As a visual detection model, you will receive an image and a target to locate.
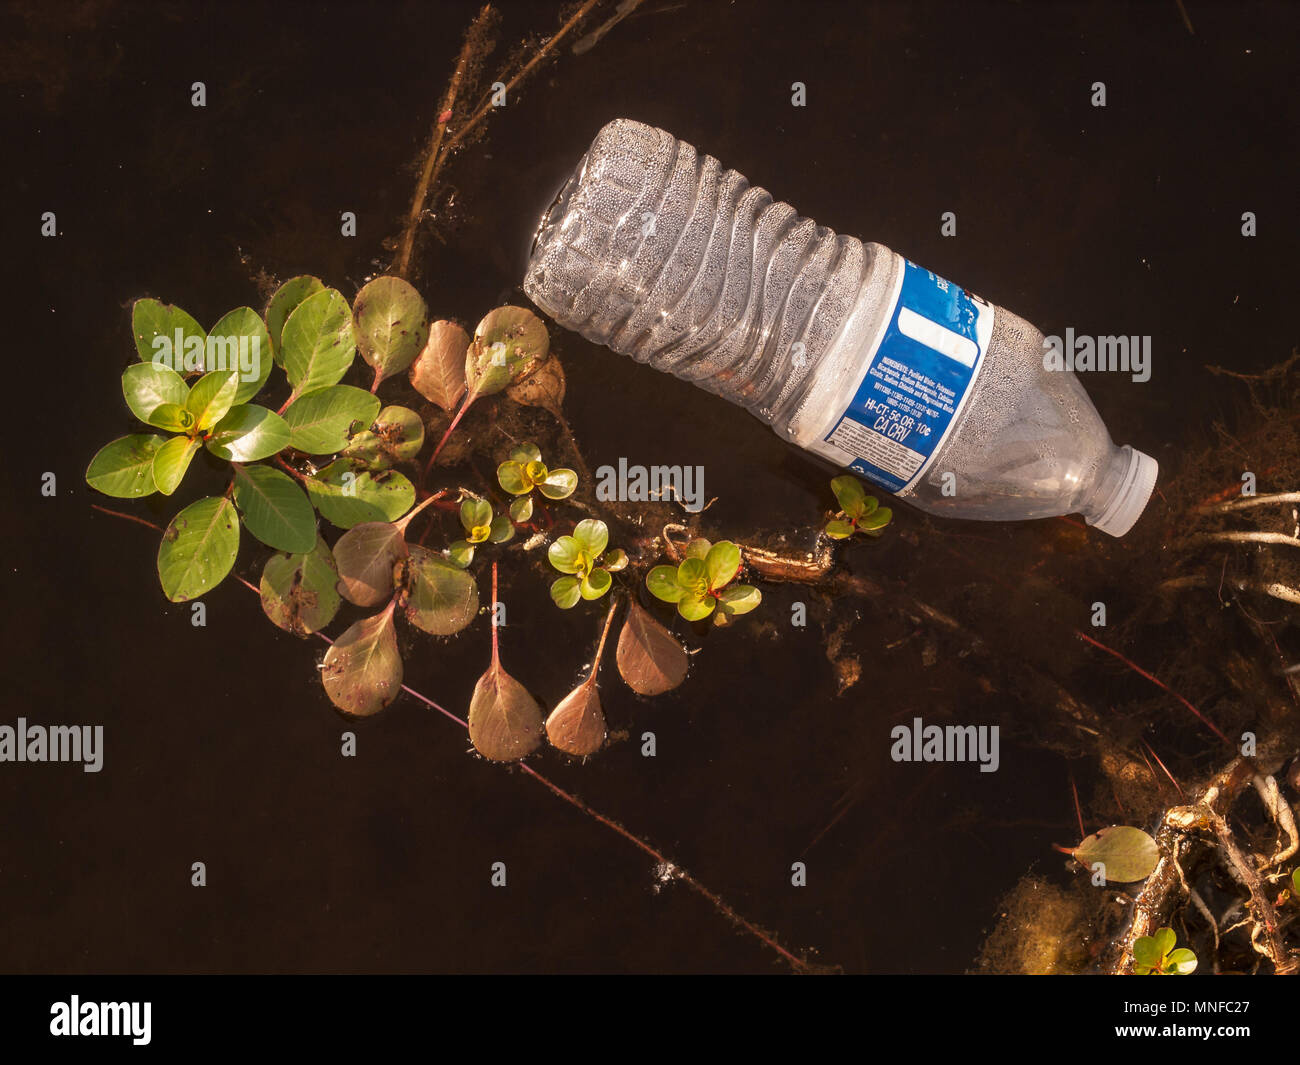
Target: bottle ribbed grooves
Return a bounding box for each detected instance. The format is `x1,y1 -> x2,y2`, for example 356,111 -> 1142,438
523,118 -> 866,424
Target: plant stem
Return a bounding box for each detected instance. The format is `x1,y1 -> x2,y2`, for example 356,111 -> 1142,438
490,560 -> 500,667
424,392 -> 475,478
394,489 -> 448,535
584,594 -> 620,690
1207,491 -> 1300,513
90,504 -> 162,532
370,365 -> 385,394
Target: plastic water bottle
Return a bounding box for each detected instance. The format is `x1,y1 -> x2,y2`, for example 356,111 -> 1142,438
522,118 -> 1157,537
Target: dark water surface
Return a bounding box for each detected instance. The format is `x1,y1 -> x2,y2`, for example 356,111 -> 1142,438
4,0 -> 1298,972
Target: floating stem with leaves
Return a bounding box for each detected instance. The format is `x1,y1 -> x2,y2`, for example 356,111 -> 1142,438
548,518 -> 627,608
646,539 -> 761,625
825,475 -> 892,540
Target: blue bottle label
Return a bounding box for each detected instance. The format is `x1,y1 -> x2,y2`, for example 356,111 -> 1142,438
824,259 -> 994,495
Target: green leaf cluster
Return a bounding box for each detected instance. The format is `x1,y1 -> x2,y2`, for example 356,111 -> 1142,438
547,519 -> 627,608
825,475 -> 892,540
646,539 -> 759,624
1133,927 -> 1197,975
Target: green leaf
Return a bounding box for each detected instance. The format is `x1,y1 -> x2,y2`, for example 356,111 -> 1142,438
265,275 -> 325,366
617,600 -> 688,695
509,443 -> 542,464
537,468 -> 578,500
205,405 -> 291,462
465,306 -> 550,399
704,541 -> 741,590
509,496 -> 533,523
717,583 -> 761,617
132,298 -> 205,369
580,567 -> 612,600
185,370 -> 239,431
603,548 -> 627,572
447,540 -> 475,568
1293,867 -> 1300,895
283,385 -> 381,455
1073,826 -> 1160,883
353,275 -> 429,383
333,521 -> 407,607
402,545 -> 479,635
571,518 -> 608,558
1165,948 -> 1197,975
321,607 -> 402,717
831,474 -> 867,518
468,658 -> 544,762
144,402 -> 196,433
858,507 -> 893,533
825,519 -> 855,540
231,464 -> 316,553
548,536 -> 582,575
677,593 -> 715,622
208,307 -> 272,404
122,362 -> 190,424
304,461 -> 415,529
259,534 -> 340,635
151,435 -> 201,496
684,538 -> 712,561
343,405 -> 424,468
550,575 -> 581,609
156,496 -> 240,602
647,565 -> 685,603
497,460 -> 530,495
86,434 -> 166,498
1132,935 -> 1164,972
281,288 -> 356,396
460,499 -> 493,535
488,515 -> 515,544
676,556 -> 708,594
1152,927 -> 1177,958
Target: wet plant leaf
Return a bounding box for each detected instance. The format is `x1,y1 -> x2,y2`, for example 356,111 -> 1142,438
447,540 -> 474,568
506,354 -> 566,415
676,592 -> 715,622
259,534 -> 340,635
157,496 -> 240,602
208,306 -> 272,404
465,306 -> 550,399
305,461 -> 414,529
546,681 -> 605,757
831,474 -> 867,518
646,565 -> 684,603
603,548 -> 628,572
1072,825 -> 1159,883
858,507 -> 892,533
684,538 -> 712,561
132,298 -> 205,367
86,433 -> 166,498
572,518 -> 608,557
825,519 -> 855,540
231,463 -> 316,553
402,544 -> 479,635
460,499 -> 493,543
283,385 -> 380,455
151,434 -> 201,496
186,369 -> 240,431
488,515 -> 514,544
509,496 -> 533,523
334,521 -> 407,607
716,583 -> 761,617
497,461 -> 530,495
617,600 -> 688,695
676,556 -> 708,595
205,404 -> 291,462
548,536 -> 582,575
353,275 -> 428,384
145,402 -> 196,434
704,541 -> 741,589
266,275 -> 326,366
581,567 -> 612,600
537,468 -> 578,500
1165,948 -> 1198,975
122,362 -> 190,424
343,405 -> 424,468
281,288 -> 356,396
551,576 -> 581,609
321,605 -> 402,717
409,319 -> 469,412
468,659 -> 544,762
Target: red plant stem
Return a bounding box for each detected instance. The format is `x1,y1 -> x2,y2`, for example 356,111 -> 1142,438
370,365 -> 385,394
424,393 -> 474,479
395,489 -> 448,535
1069,770 -> 1085,840
584,595 -> 620,690
1074,630 -> 1231,745
95,503 -> 815,973
91,504 -> 162,532
274,455 -> 312,485
490,560 -> 500,666
1142,740 -> 1185,800
276,392 -> 296,416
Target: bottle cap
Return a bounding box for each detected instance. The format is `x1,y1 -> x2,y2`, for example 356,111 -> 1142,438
1091,446 -> 1158,537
